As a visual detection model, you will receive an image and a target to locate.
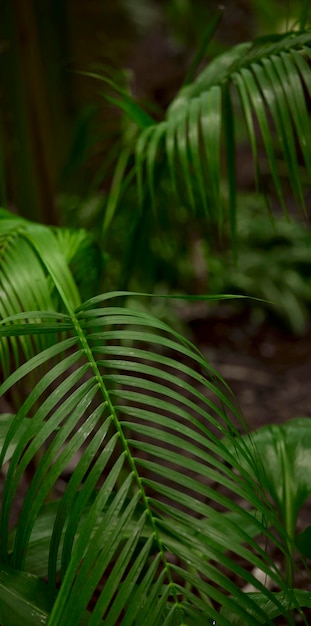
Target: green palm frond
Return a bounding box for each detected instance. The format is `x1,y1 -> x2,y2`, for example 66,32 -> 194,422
0,293 -> 301,625
0,209 -> 100,375
135,30 -> 311,227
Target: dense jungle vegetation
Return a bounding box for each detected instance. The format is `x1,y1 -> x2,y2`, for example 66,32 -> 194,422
1,2 -> 311,624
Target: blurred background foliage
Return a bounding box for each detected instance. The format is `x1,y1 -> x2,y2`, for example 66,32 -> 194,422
1,0 -> 311,332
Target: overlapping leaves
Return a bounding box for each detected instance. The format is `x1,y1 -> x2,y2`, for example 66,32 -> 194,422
1,23 -> 311,624
0,291 -> 303,625
0,209 -> 100,376
135,30 -> 311,226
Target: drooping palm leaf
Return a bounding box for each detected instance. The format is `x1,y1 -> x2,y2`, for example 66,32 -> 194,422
91,29 -> 311,286
0,208 -> 101,375
134,30 -> 311,227
0,292 -> 303,625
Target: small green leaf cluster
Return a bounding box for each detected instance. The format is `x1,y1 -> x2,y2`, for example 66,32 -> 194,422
206,197 -> 311,333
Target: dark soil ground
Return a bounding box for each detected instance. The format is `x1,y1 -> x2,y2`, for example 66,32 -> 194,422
189,306 -> 311,429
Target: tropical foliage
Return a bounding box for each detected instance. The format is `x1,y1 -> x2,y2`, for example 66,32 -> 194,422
206,197 -> 311,333
1,6 -> 311,626
132,30 -> 311,221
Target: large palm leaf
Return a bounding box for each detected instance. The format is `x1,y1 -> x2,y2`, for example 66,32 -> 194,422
0,285 -> 308,625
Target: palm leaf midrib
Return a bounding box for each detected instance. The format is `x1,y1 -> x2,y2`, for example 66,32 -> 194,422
62,306 -> 183,608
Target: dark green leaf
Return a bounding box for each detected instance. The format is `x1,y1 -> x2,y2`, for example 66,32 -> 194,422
225,418 -> 311,525
295,525 -> 311,559
0,564 -> 54,626
221,589 -> 311,624
0,414 -> 30,463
